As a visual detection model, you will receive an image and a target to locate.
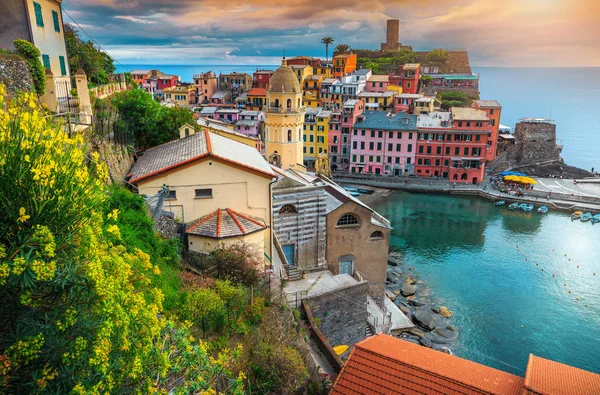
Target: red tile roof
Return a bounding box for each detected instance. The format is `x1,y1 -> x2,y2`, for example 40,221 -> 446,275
330,334 -> 524,395
522,355 -> 600,395
186,208 -> 266,239
247,88 -> 266,96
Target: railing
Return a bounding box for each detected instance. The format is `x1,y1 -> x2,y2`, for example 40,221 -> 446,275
90,81 -> 127,99
263,105 -> 306,113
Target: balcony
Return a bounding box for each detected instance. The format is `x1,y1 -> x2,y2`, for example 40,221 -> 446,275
264,105 -> 306,114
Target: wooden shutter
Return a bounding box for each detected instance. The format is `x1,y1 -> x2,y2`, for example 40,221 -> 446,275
34,2 -> 44,27
52,10 -> 60,32
42,55 -> 50,70
59,56 -> 66,76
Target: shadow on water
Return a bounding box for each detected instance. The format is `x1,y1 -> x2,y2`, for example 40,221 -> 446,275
496,208 -> 544,234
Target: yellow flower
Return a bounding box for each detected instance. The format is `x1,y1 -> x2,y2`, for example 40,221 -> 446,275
107,209 -> 119,221
106,224 -> 121,238
152,265 -> 161,275
18,207 -> 30,223
24,155 -> 30,162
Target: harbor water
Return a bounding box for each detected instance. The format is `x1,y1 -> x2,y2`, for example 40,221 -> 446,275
372,191 -> 600,375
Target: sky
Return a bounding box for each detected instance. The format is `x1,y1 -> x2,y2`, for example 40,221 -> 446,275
62,0 -> 600,67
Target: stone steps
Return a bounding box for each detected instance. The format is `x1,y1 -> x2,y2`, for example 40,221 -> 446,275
286,265 -> 302,281
365,321 -> 375,337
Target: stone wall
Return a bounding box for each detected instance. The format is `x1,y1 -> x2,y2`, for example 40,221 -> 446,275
422,85 -> 479,100
0,57 -> 34,95
92,141 -> 134,184
307,281 -> 369,352
415,51 -> 473,74
514,121 -> 562,164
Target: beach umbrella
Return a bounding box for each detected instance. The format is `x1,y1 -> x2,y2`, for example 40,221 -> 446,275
504,175 -> 519,181
520,177 -> 537,184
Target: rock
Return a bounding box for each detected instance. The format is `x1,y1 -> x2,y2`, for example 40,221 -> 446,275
385,290 -> 396,301
439,306 -> 452,318
405,276 -> 416,284
447,325 -> 457,331
413,308 -> 436,331
399,305 -> 410,315
407,328 -> 426,339
392,272 -> 401,278
401,338 -> 421,345
435,328 -> 459,341
392,290 -> 400,296
401,283 -> 417,297
409,267 -> 415,271
409,299 -> 426,307
417,280 -> 425,284
431,307 -> 440,314
419,337 -> 433,348
387,258 -> 399,266
417,287 -> 431,297
425,332 -> 450,344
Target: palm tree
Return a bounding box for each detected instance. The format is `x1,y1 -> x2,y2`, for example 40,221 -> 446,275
333,43 -> 351,56
321,36 -> 334,61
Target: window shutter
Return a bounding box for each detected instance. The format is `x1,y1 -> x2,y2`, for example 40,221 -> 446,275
42,54 -> 50,70
34,2 -> 44,27
52,10 -> 60,32
59,56 -> 66,76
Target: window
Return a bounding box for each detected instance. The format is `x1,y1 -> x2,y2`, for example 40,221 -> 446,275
34,2 -> 44,27
436,147 -> 441,155
490,109 -> 495,115
167,190 -> 177,200
370,231 -> 384,240
371,130 -> 375,137
475,134 -> 481,141
407,157 -> 411,164
353,141 -> 357,149
397,132 -> 402,139
59,56 -> 66,76
195,188 -> 212,198
435,159 -> 440,166
377,142 -> 382,150
369,142 -> 374,150
352,155 -> 357,162
279,204 -> 297,215
287,98 -> 292,108
288,130 -> 293,142
42,54 -> 50,70
417,158 -> 423,165
369,155 -> 373,162
490,119 -> 496,126
407,144 -> 412,152
52,10 -> 60,32
378,131 -> 383,138
426,146 -> 432,154
360,142 -> 365,149
389,132 -> 393,139
388,143 -> 393,151
418,146 -> 424,154
337,213 -> 359,226
310,147 -> 314,154
455,147 -> 460,155
303,147 -> 306,153
464,147 -> 469,155
309,135 -> 314,142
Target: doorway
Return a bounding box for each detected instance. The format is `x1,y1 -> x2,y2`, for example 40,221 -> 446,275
339,260 -> 353,275
283,244 -> 295,266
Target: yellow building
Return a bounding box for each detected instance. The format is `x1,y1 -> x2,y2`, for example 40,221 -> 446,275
386,84 -> 403,95
357,91 -> 396,111
164,85 -> 195,106
303,75 -> 323,108
314,64 -> 333,79
289,64 -> 314,86
194,118 -> 262,153
303,108 -> 330,168
264,58 -> 305,171
128,129 -> 276,261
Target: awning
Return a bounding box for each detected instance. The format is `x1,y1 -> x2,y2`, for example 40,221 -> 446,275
499,134 -> 515,139
443,74 -> 478,81
365,103 -> 379,108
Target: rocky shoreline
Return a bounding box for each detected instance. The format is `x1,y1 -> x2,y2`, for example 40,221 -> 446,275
387,252 -> 457,354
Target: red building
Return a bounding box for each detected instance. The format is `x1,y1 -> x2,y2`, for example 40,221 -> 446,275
472,100 -> 502,161
414,108 -> 490,184
286,56 -> 321,68
156,74 -> 179,90
389,63 -> 421,94
252,70 -> 274,89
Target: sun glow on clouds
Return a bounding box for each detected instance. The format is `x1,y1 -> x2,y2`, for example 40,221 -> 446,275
64,0 -> 600,66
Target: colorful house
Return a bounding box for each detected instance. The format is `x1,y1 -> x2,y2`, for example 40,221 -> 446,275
414,108 -> 489,183
357,91 -> 396,111
429,73 -> 479,89
209,90 -> 232,106
389,63 -> 420,94
252,70 -> 274,89
328,110 -> 342,169
286,56 -> 321,68
197,116 -> 262,152
338,99 -> 364,171
303,75 -> 323,108
413,96 -> 441,115
157,74 -> 179,90
128,130 -> 275,260
163,85 -> 195,106
193,72 -> 218,104
245,88 -> 267,111
219,72 -> 252,96
214,108 -> 241,124
394,93 -> 422,113
350,111 -> 417,175
235,110 -> 263,137
472,100 -> 502,161
289,64 -> 314,86
303,108 -> 330,168
332,53 -> 357,77
366,75 -> 390,93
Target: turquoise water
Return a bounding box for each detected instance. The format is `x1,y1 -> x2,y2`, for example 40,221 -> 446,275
372,192 -> 600,375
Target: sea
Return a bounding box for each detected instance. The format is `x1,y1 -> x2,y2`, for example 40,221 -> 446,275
116,64 -> 600,171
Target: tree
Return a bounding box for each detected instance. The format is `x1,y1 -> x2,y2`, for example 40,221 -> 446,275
12,40 -> 45,95
333,43 -> 350,56
64,24 -> 116,85
421,75 -> 433,86
427,48 -> 448,63
321,36 -> 334,61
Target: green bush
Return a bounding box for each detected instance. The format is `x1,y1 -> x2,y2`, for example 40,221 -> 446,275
427,48 -> 448,63
251,341 -> 309,394
12,39 -> 45,95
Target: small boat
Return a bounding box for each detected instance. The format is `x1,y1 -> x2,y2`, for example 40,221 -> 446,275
342,186 -> 358,192
537,206 -> 548,214
519,203 -> 533,212
357,188 -> 375,194
591,214 -> 600,224
350,192 -> 361,197
494,200 -> 506,206
580,212 -> 592,222
571,210 -> 583,220
508,202 -> 519,210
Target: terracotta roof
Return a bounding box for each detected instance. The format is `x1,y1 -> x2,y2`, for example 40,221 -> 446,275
186,208 -> 266,239
247,88 -> 267,96
128,130 -> 274,183
522,355 -> 600,395
474,100 -> 502,108
330,334 -> 524,395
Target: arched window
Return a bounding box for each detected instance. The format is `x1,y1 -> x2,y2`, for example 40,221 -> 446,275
185,128 -> 190,137
461,173 -> 468,180
274,98 -> 280,108
337,213 -> 359,226
279,204 -> 297,215
287,98 -> 292,108
287,130 -> 292,142
370,231 -> 384,240
453,173 -> 458,180
298,98 -> 301,107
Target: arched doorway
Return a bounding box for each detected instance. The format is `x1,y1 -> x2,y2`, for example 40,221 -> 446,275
461,173 -> 468,180
287,98 -> 292,108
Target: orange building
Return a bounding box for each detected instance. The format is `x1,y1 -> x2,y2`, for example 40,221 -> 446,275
472,100 -> 502,161
332,53 -> 357,78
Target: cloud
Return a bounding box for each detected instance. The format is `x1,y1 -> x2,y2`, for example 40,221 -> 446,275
340,21 -> 360,31
113,15 -> 157,24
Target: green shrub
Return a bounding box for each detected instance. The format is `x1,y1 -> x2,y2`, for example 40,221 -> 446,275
427,48 -> 448,63
13,39 -> 45,95
251,341 -> 309,394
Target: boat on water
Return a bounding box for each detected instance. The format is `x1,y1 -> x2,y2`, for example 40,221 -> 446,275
357,188 -> 375,194
350,191 -> 361,197
538,206 -> 548,214
520,203 -> 534,212
495,200 -> 506,206
591,214 -> 600,224
571,210 -> 584,220
508,202 -> 519,210
342,186 -> 358,192
580,212 -> 592,222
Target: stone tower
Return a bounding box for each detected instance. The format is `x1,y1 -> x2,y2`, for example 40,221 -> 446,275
264,58 -> 306,171
381,19 -> 400,51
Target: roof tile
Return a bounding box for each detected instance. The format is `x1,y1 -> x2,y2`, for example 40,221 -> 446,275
186,208 -> 266,239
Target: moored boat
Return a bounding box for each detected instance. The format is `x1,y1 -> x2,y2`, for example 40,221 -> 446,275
522,204 -> 534,212
495,200 -> 506,206
508,202 -> 519,210
538,206 -> 548,214
591,214 -> 600,224
580,212 -> 592,222
571,210 -> 583,220
342,186 -> 358,192
350,191 -> 361,197
357,188 -> 375,194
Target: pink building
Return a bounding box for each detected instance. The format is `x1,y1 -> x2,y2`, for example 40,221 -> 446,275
328,110 -> 342,170
350,111 -> 418,175
338,99 -> 364,171
365,75 -> 390,93
157,75 -> 179,90
235,110 -> 263,136
213,108 -> 241,124
193,72 -> 218,104
394,93 -> 422,113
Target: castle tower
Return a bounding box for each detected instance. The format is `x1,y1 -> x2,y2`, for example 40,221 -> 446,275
381,19 -> 400,51
264,58 -> 306,171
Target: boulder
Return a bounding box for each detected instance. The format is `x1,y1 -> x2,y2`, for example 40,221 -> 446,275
401,283 -> 417,297
409,299 -> 426,307
435,327 -> 458,341
431,307 -> 440,314
398,305 -> 410,315
385,290 -> 396,301
439,306 -> 452,318
387,258 -> 399,266
447,325 -> 457,331
425,332 -> 450,344
419,337 -> 433,348
405,276 -> 416,284
413,308 -> 436,331
392,290 -> 400,296
406,295 -> 415,301
407,328 -> 426,339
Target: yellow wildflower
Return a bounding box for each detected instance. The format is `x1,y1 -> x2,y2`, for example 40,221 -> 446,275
107,209 -> 119,221
106,224 -> 121,238
24,155 -> 30,162
152,265 -> 161,275
12,257 -> 27,275
18,207 -> 30,223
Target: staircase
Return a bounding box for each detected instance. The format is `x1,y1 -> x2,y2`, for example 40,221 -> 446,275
365,321 -> 375,337
285,265 -> 302,281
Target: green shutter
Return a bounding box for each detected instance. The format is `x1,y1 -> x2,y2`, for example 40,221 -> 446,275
42,54 -> 50,70
34,2 -> 44,27
52,10 -> 60,32
59,56 -> 66,76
